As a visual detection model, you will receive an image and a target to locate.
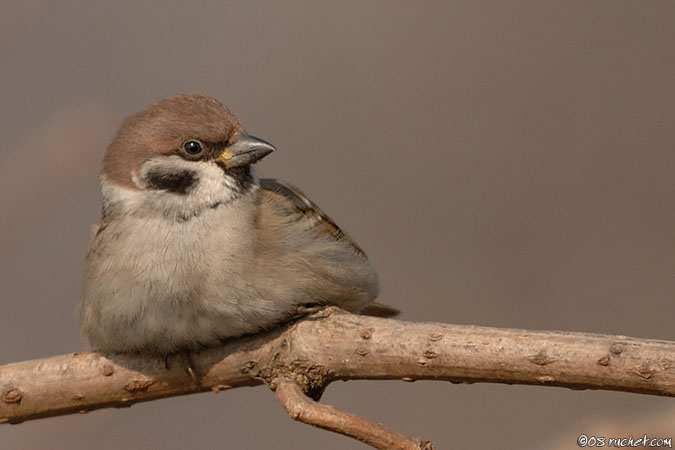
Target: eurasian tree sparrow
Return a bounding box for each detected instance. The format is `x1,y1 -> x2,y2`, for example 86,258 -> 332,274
79,94 -> 390,355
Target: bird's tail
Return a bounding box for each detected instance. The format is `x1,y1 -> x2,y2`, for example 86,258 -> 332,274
359,302 -> 400,318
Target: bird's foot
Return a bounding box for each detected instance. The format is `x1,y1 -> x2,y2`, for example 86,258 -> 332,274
163,352 -> 200,387
183,352 -> 200,387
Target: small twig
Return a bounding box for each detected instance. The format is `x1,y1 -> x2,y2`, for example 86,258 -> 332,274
275,377 -> 433,450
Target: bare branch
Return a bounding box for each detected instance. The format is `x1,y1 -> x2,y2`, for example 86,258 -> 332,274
1,307 -> 674,448
275,377 -> 433,450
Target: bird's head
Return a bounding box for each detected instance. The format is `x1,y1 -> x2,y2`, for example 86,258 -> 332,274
100,94 -> 275,219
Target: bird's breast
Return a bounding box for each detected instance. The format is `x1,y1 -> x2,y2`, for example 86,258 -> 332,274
80,198 -> 264,352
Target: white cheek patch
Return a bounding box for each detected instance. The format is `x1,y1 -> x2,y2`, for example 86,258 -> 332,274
107,156 -> 255,219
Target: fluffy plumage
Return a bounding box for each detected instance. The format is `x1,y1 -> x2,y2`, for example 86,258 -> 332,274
79,94 -> 382,354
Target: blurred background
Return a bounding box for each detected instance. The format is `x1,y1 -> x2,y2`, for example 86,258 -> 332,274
1,1 -> 674,448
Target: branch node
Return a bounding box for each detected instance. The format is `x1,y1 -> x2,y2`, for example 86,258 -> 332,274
634,365 -> 655,380
124,379 -> 153,392
2,388 -> 23,404
527,351 -> 557,366
100,364 -> 114,376
597,356 -> 610,366
610,343 -> 626,354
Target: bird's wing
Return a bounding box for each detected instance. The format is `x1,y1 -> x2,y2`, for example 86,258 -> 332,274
258,178 -> 366,256
258,178 -> 399,318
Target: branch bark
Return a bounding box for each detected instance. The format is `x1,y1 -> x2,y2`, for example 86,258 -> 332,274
275,377 -> 433,450
1,307 -> 674,447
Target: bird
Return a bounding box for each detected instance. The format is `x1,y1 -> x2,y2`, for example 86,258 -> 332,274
79,94 -> 393,356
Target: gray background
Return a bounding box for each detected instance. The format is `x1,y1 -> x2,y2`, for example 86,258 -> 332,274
1,1 -> 674,449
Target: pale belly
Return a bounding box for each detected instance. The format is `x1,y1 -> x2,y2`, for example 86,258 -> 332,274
80,205 -> 286,353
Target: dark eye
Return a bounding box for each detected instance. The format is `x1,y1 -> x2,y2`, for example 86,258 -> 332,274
181,140 -> 204,157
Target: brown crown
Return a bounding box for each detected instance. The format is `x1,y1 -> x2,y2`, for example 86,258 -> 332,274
102,94 -> 244,188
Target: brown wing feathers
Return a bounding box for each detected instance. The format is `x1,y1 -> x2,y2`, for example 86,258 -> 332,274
258,178 -> 399,318
258,178 -> 366,256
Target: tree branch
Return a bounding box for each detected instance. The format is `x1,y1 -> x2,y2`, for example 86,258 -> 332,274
275,377 -> 433,450
1,307 -> 674,448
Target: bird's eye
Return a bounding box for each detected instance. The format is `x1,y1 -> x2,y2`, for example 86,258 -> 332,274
181,140 -> 204,157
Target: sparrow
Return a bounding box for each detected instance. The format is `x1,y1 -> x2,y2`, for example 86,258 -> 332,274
79,94 -> 392,355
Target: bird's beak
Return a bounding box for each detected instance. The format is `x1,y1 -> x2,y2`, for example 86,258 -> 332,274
216,131 -> 275,168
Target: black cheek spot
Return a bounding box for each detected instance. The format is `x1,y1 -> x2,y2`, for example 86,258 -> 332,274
145,169 -> 198,195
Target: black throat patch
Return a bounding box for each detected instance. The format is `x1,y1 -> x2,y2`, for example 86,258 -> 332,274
144,169 -> 198,195
215,163 -> 254,194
